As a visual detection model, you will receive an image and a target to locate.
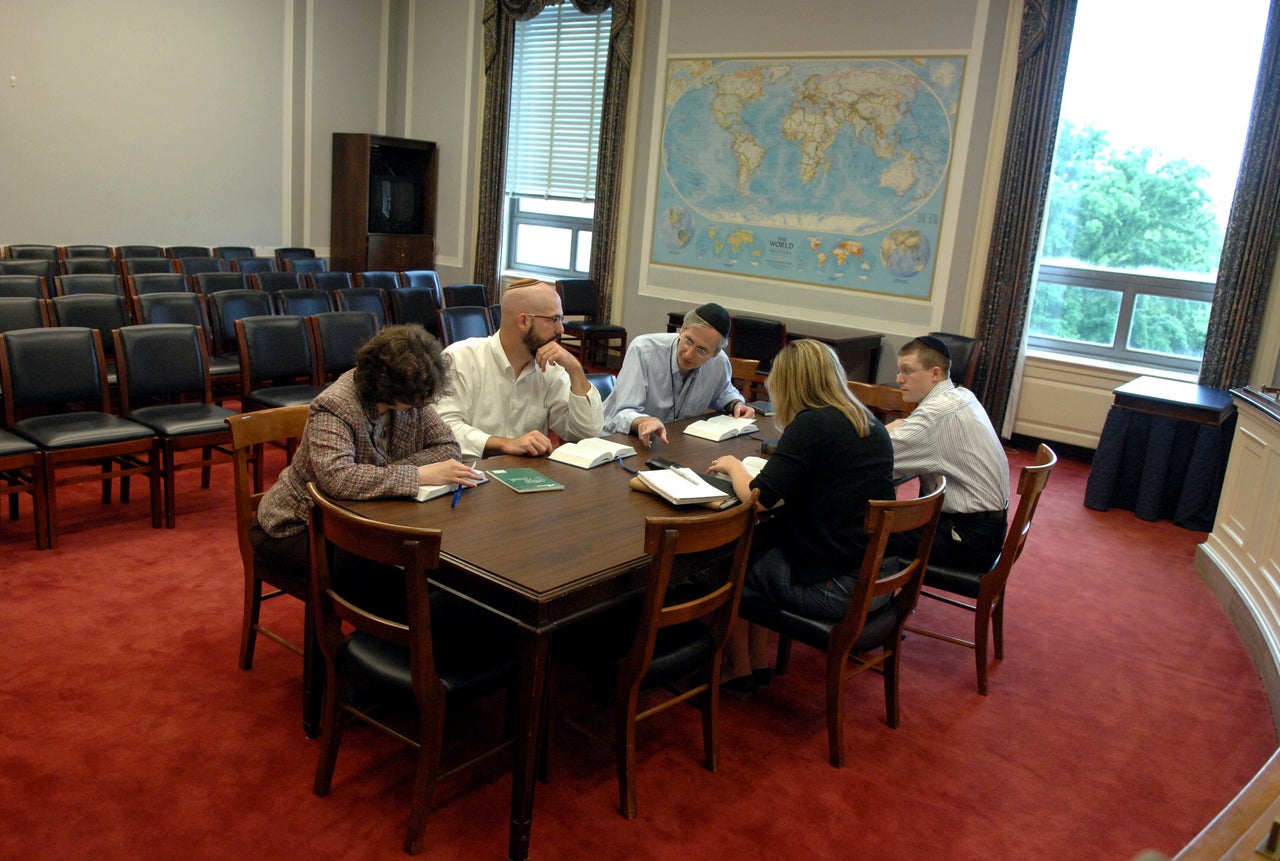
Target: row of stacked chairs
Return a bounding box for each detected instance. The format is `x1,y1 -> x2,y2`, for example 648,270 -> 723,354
0,244 -> 329,282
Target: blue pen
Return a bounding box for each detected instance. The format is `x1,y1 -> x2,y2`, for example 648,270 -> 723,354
450,485 -> 463,508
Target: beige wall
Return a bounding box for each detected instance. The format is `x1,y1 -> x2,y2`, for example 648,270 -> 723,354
2,0 -> 1276,447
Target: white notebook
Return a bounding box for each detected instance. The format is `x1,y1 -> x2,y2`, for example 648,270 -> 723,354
547,438 -> 638,469
635,467 -> 731,505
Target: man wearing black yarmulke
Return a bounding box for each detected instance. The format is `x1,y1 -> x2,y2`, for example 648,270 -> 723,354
886,335 -> 1010,569
602,302 -> 754,447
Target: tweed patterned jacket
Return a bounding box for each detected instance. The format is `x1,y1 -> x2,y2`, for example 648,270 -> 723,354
256,370 -> 461,537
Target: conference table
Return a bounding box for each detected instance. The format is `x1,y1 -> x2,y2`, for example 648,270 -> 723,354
332,417 -> 770,861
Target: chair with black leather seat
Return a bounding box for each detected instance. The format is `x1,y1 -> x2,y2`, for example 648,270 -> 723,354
229,257 -> 277,276
388,287 -> 443,339
194,271 -> 250,296
0,327 -> 161,549
5,244 -> 58,260
904,444 -> 1057,695
334,286 -> 389,328
927,331 -> 983,390
488,303 -> 501,330
235,314 -> 326,410
553,492 -> 758,819
0,297 -> 49,332
0,428 -> 47,549
0,275 -> 48,300
556,278 -> 627,371
54,273 -> 125,297
274,288 -> 334,317
284,257 -> 328,275
46,294 -> 133,384
737,480 -> 946,767
307,270 -> 354,293
115,245 -> 165,259
59,245 -> 113,259
306,482 -> 518,855
310,311 -> 378,383
126,273 -> 191,298
59,257 -> 118,276
585,372 -> 616,401
164,246 -> 211,260
175,256 -> 224,276
273,247 -> 316,269
113,324 -> 237,528
213,245 -> 255,261
225,405 -> 311,675
442,283 -> 488,308
251,271 -> 304,294
436,305 -> 492,345
0,258 -> 58,295
357,271 -> 401,292
121,257 -> 177,278
401,270 -> 443,306
207,289 -> 275,395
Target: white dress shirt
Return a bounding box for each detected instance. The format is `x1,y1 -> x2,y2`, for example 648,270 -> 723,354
889,378 -> 1009,514
436,333 -> 603,459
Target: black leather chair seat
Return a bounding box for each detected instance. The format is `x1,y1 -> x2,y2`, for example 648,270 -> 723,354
0,429 -> 38,456
13,412 -> 154,449
244,385 -> 326,409
560,602 -> 714,689
922,560 -> 995,599
739,595 -> 901,655
341,592 -> 517,698
129,403 -> 237,437
564,321 -> 626,337
208,355 -> 240,377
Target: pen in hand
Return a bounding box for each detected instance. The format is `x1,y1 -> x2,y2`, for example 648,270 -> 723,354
452,461 -> 480,508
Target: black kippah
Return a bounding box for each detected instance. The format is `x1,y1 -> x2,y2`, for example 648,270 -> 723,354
914,335 -> 950,359
694,303 -> 732,339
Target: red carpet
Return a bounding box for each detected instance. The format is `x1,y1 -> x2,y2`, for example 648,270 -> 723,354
0,448 -> 1273,860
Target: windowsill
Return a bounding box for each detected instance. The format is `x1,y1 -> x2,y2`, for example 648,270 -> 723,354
1025,348 -> 1200,385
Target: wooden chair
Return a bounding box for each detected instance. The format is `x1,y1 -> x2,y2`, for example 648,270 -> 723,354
0,275 -> 48,301
273,247 -> 315,270
0,428 -> 48,550
728,315 -> 786,374
0,327 -> 162,549
284,257 -> 328,275
738,480 -> 946,767
54,273 -> 124,297
555,278 -> 626,371
175,256 -> 225,276
729,356 -> 761,402
334,286 -> 389,328
357,271 -> 401,292
225,405 -> 311,673
228,256 -> 277,275
193,272 -> 250,296
904,444 -> 1058,694
387,286 -> 442,339
847,379 -> 915,423
113,324 -> 237,528
59,257 -> 118,276
554,492 -> 759,818
120,257 -> 177,278
306,482 -> 518,855
0,297 -> 49,332
401,270 -> 443,306
126,272 -> 191,298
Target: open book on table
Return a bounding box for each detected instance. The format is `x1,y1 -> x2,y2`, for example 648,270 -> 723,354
547,437 -> 638,469
634,466 -> 731,506
683,414 -> 758,442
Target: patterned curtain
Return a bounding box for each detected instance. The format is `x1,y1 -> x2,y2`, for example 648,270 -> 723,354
1198,0 -> 1280,389
476,0 -> 633,320
971,0 -> 1077,433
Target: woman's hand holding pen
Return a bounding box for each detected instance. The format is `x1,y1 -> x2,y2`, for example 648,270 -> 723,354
418,459 -> 484,487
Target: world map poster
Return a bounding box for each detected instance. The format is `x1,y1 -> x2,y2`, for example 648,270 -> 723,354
651,56 -> 965,299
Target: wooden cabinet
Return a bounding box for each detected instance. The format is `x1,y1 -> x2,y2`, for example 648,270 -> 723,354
330,133 -> 437,274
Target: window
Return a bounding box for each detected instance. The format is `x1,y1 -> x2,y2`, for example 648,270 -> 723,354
503,4 -> 611,280
1027,0 -> 1268,373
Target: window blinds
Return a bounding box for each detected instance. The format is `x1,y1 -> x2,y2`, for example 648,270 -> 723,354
506,4 -> 611,203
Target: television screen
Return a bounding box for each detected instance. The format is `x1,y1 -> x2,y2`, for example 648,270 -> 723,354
369,176 -> 422,234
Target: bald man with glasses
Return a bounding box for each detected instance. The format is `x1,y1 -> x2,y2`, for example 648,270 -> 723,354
603,303 -> 754,448
436,279 -> 603,459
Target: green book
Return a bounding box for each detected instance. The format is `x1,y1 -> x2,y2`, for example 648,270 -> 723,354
486,467 -> 565,493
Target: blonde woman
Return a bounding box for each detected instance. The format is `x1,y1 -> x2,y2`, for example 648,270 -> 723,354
708,339 -> 894,695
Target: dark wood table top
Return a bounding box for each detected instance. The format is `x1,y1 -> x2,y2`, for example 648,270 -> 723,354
335,417 -> 770,631
1111,375 -> 1236,426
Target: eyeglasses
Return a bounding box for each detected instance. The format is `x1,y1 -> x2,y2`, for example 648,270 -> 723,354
896,365 -> 927,377
678,334 -> 714,360
526,313 -> 564,326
